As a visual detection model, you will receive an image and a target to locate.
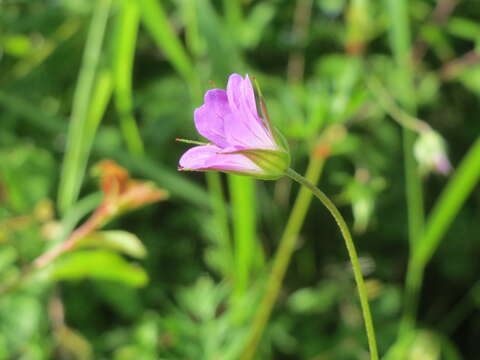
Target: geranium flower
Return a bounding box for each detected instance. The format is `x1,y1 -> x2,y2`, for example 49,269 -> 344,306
179,74 -> 290,180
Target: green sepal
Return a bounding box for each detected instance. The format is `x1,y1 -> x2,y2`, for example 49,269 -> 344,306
223,148 -> 291,180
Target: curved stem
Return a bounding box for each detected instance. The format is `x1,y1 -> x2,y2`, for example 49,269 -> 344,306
284,168 -> 378,359
240,158 -> 324,360
240,166 -> 378,360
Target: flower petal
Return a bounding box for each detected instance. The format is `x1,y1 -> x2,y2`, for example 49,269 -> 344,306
179,144 -> 263,174
194,89 -> 230,148
226,74 -> 255,115
224,112 -> 276,150
225,74 -> 275,148
226,74 -> 243,111
226,74 -> 261,124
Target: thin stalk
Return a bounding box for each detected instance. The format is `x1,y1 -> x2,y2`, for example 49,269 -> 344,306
240,157 -> 326,360
400,259 -> 423,335
387,0 -> 425,335
57,0 -> 112,215
387,0 -> 425,248
284,168 -> 378,360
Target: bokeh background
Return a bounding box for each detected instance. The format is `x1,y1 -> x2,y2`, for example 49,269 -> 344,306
1,0 -> 480,359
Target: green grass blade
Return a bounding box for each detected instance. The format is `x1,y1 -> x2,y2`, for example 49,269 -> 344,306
415,137 -> 480,266
113,0 -> 144,155
387,0 -> 424,248
85,69 -> 113,146
57,0 -> 112,215
401,137 -> 480,343
139,0 -> 195,83
388,0 -> 427,337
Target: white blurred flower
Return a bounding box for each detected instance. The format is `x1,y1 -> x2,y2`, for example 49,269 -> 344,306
414,130 -> 452,176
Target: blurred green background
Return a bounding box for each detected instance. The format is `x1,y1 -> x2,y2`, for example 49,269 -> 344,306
1,0 -> 480,359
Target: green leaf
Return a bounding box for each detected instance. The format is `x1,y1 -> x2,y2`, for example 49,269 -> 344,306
77,230 -> 147,259
57,0 -> 113,215
414,137 -> 480,267
113,0 -> 144,155
52,250 -> 148,287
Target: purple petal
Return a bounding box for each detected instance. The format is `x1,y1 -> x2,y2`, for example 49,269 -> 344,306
179,144 -> 262,174
226,74 -> 256,116
194,89 -> 230,148
226,74 -> 260,123
226,74 -> 244,112
225,74 -> 274,148
224,112 -> 276,149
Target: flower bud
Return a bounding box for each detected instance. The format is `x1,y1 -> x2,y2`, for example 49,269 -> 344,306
414,130 -> 452,176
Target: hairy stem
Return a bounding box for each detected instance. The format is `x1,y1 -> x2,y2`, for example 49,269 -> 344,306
240,157 -> 323,359
284,168 -> 378,359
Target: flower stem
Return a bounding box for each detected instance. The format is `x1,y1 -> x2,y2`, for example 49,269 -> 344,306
387,0 -> 425,337
239,158 -> 324,360
286,168 -> 378,359
243,156 -> 383,360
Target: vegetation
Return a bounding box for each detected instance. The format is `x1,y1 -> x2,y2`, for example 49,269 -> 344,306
1,0 -> 480,359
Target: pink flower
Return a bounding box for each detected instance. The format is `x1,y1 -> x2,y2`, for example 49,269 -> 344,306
179,74 -> 290,179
